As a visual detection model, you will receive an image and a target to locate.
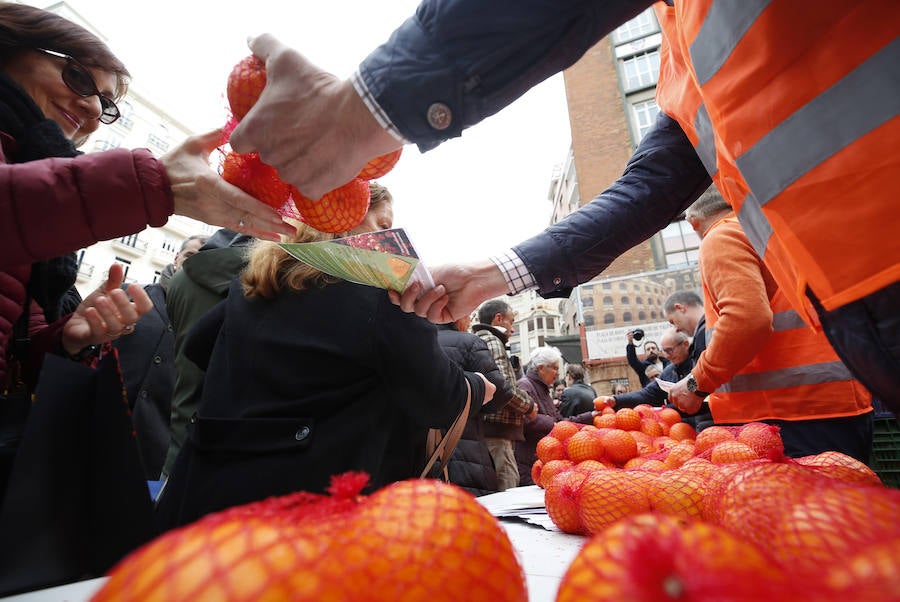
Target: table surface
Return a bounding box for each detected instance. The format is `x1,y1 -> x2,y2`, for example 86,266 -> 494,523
1,486 -> 585,602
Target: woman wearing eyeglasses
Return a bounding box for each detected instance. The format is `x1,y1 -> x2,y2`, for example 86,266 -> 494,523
0,3 -> 291,493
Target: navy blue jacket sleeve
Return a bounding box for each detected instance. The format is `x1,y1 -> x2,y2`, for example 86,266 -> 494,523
358,0 -> 652,150
513,113 -> 712,298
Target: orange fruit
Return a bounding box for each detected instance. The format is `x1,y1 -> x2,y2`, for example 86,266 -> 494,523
793,451 -> 883,486
668,421 -> 697,442
96,476 -> 528,602
634,459 -> 667,473
694,425 -> 736,455
556,514 -> 790,602
578,470 -> 652,535
544,470 -> 587,534
549,420 -> 582,443
530,459 -> 543,486
221,151 -> 292,211
536,436 -> 567,464
614,408 -> 642,431
539,459 -> 576,489
679,457 -> 720,480
639,417 -> 664,437
633,404 -> 656,419
662,441 -> 696,470
736,422 -> 785,460
601,406 -> 615,416
657,406 -> 683,427
709,440 -> 758,464
652,436 -> 678,452
566,429 -> 606,463
593,413 -> 616,429
356,149 -> 402,180
592,397 -> 610,411
602,429 -> 639,466
575,459 -> 612,474
647,470 -> 707,519
292,178 -> 371,234
227,54 -> 266,121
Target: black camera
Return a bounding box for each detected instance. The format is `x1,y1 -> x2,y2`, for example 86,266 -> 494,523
632,328 -> 645,341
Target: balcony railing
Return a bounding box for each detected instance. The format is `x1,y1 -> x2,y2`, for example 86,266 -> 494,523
76,262 -> 94,280
111,236 -> 148,255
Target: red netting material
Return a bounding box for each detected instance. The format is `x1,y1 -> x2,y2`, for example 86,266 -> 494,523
93,474 -> 527,602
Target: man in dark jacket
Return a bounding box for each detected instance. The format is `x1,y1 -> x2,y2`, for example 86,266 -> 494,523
473,299 -> 537,491
600,329 -> 693,410
436,316 -> 513,496
626,334 -> 669,387
558,363 -> 597,418
113,234 -> 206,479
233,1 -> 900,416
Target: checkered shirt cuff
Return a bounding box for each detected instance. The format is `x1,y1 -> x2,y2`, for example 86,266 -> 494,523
490,250 -> 536,295
351,70 -> 409,144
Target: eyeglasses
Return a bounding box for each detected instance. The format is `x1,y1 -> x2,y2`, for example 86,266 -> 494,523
661,341 -> 686,355
38,48 -> 120,124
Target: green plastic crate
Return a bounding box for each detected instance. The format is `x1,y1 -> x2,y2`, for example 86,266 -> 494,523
869,415 -> 900,489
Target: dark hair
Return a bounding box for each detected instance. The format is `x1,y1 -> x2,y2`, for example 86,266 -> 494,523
0,3 -> 130,99
477,299 -> 511,325
566,363 -> 584,380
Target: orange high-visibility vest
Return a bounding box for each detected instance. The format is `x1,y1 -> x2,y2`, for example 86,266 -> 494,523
654,1 -> 900,324
702,220 -> 871,423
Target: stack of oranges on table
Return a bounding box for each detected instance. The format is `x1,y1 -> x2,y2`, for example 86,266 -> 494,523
539,407 -> 900,601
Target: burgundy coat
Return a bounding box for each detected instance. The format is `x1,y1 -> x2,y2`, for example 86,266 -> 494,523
0,132 -> 173,388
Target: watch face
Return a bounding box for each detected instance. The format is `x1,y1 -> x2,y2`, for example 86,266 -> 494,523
687,375 -> 698,392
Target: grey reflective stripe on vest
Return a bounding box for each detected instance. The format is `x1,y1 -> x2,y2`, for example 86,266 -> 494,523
717,360 -> 854,393
689,3 -> 900,261
772,309 -> 806,332
690,0 -> 772,86
736,192 -> 771,258
737,37 -> 900,206
694,104 -> 718,176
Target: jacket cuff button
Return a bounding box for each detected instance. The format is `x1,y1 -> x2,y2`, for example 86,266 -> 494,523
426,102 -> 452,130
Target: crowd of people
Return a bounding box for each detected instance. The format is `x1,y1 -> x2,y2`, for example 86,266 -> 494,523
0,0 -> 896,590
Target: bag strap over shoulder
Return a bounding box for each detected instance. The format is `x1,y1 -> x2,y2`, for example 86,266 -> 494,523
421,396 -> 470,481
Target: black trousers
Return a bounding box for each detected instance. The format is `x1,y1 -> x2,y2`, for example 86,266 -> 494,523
810,280 -> 900,416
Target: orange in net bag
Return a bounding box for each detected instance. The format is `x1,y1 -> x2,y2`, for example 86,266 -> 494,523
93,473 -> 526,602
556,513 -> 793,602
221,55 -> 403,233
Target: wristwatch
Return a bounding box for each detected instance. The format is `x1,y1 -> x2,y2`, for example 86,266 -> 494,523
686,373 -> 700,394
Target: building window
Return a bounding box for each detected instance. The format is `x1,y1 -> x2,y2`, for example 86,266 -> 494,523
661,220 -> 702,268
603,296 -> 613,306
147,133 -> 169,152
537,317 -> 544,330
92,133 -> 122,152
621,296 -> 630,305
585,315 -> 596,327
619,282 -> 628,291
639,311 -> 647,321
604,313 -> 615,325
118,234 -> 141,248
613,9 -> 657,43
152,270 -> 161,284
117,101 -> 134,130
547,317 -> 555,330
621,50 -> 660,91
582,296 -> 594,307
636,297 -> 644,305
632,99 -> 660,141
602,282 -> 612,290
114,256 -> 132,280
161,237 -> 179,252
623,312 -> 633,322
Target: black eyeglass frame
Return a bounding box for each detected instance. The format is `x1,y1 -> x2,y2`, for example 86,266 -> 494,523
37,48 -> 120,124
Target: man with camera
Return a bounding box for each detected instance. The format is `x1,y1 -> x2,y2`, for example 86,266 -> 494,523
626,328 -> 669,387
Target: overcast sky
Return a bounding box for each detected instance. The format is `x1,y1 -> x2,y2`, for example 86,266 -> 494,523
40,0 -> 573,265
